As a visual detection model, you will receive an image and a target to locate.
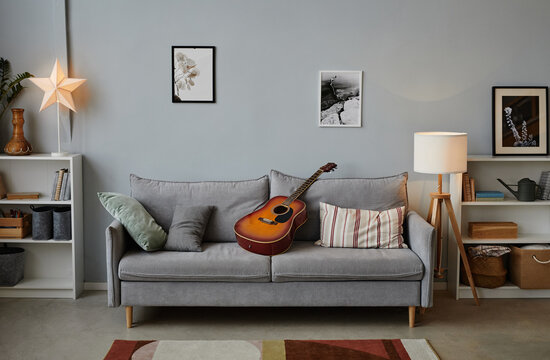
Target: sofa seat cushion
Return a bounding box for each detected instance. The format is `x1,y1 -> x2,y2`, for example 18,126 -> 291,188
271,241 -> 423,282
119,242 -> 271,282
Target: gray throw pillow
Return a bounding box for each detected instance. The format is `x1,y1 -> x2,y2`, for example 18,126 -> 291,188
165,205 -> 214,251
98,192 -> 167,251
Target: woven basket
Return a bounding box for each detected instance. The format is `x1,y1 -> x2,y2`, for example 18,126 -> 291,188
460,254 -> 507,288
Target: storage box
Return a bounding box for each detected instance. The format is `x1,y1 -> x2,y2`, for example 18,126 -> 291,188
0,213 -> 32,239
461,254 -> 507,288
509,246 -> 550,289
468,222 -> 518,239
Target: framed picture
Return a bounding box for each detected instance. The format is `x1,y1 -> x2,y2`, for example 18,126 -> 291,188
493,86 -> 548,156
172,46 -> 215,103
319,71 -> 362,127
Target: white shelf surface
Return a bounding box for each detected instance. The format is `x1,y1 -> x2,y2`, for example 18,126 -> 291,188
0,196 -> 71,205
468,155 -> 550,162
0,236 -> 72,244
458,283 -> 550,298
0,153 -> 78,161
462,233 -> 550,245
0,277 -> 72,290
462,199 -> 550,206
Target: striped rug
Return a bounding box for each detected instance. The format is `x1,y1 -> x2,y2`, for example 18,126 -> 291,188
104,339 -> 439,359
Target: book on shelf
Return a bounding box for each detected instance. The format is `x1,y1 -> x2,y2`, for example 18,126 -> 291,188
50,168 -> 71,201
463,173 -> 472,201
475,191 -> 505,198
539,171 -> 550,200
470,178 -> 475,201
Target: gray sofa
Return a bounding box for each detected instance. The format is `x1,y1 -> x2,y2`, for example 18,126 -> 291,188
106,171 -> 435,328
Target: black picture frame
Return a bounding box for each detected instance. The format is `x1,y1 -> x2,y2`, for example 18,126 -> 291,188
172,46 -> 216,103
492,86 -> 548,156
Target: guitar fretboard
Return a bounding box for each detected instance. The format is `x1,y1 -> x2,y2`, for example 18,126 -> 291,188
282,169 -> 324,206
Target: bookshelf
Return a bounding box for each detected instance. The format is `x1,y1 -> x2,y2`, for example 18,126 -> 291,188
448,155 -> 550,299
0,154 -> 83,299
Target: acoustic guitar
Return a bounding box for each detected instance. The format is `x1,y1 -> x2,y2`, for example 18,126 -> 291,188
234,163 -> 337,256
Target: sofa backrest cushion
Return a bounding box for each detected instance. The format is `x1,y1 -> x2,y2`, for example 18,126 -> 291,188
130,174 -> 269,242
269,170 -> 408,241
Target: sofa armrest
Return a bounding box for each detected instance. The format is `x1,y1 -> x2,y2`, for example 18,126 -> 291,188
106,220 -> 129,307
405,211 -> 436,308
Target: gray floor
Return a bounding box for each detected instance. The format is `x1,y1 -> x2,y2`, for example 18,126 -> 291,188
0,291 -> 549,360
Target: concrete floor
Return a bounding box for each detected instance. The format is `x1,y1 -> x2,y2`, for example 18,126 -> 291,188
0,291 -> 549,360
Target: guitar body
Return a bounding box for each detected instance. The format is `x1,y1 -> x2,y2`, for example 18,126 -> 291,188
234,196 -> 307,256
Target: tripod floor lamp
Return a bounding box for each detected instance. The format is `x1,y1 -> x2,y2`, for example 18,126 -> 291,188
414,132 -> 480,305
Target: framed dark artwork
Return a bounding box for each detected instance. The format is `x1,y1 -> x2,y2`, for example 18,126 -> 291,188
319,71 -> 362,127
172,46 -> 215,103
493,86 -> 548,156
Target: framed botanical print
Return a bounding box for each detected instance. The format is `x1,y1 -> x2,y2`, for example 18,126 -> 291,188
493,86 -> 548,155
172,46 -> 215,103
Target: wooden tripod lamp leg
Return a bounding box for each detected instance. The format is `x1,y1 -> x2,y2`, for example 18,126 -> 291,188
444,198 -> 480,306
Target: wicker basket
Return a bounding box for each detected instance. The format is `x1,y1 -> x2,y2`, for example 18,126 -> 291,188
460,254 -> 507,288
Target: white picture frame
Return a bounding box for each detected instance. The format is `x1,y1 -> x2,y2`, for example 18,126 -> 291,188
319,71 -> 363,127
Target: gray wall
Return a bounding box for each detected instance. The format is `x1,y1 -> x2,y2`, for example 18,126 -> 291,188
2,0 -> 550,282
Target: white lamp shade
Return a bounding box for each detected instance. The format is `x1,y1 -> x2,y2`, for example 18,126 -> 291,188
414,132 -> 467,174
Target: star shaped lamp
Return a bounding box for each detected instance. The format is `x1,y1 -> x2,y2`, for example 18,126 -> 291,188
30,59 -> 86,156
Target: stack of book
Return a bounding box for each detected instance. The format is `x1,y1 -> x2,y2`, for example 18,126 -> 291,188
539,171 -> 550,200
51,168 -> 71,201
475,191 -> 505,201
462,173 -> 476,201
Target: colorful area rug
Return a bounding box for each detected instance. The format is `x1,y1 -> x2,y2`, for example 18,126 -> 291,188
104,339 -> 439,360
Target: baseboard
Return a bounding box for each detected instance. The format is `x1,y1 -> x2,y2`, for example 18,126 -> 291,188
434,282 -> 448,291
84,282 -> 107,291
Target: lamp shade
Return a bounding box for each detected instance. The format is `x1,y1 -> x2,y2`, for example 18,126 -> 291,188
414,132 -> 467,174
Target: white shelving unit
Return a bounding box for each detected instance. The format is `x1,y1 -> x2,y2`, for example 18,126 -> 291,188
0,154 -> 83,299
449,155 -> 550,299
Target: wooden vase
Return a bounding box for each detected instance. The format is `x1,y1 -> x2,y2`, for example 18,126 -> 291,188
4,108 -> 32,156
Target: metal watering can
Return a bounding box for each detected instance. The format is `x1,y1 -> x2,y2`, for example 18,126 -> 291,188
497,178 -> 540,202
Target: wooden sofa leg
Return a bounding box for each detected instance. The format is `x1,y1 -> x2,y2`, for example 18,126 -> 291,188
408,306 -> 415,328
126,306 -> 133,328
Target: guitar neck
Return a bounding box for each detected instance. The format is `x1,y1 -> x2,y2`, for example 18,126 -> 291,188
282,170 -> 324,206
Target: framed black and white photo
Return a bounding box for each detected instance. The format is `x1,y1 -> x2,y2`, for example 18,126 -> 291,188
172,46 -> 215,103
319,71 -> 362,127
493,86 -> 548,156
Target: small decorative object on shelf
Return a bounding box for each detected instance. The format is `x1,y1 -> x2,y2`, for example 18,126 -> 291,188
468,222 -> 518,239
29,59 -> 86,157
4,108 -> 32,156
538,171 -> 550,200
496,178 -> 539,201
492,86 -> 548,156
6,192 -> 39,200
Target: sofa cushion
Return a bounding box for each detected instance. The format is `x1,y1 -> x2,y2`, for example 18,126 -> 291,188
271,241 -> 423,282
97,192 -> 167,251
164,205 -> 214,252
130,174 -> 269,242
269,170 -> 408,241
119,242 -> 271,282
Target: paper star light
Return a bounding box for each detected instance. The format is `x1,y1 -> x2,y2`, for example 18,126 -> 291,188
29,59 -> 86,112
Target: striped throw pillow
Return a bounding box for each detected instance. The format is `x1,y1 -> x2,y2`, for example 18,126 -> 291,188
317,202 -> 407,249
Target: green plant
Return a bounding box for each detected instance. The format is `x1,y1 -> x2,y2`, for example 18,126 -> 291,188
0,57 -> 33,121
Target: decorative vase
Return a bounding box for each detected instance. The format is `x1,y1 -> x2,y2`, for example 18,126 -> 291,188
4,108 -> 32,156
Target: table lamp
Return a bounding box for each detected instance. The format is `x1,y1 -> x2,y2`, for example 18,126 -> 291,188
29,59 -> 86,157
414,132 -> 479,305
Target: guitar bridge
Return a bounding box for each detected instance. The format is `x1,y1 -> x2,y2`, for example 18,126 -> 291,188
258,217 -> 277,225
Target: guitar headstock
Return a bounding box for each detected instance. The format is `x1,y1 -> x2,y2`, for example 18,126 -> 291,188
320,163 -> 337,173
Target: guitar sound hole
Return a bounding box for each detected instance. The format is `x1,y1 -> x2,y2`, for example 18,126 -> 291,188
273,205 -> 288,215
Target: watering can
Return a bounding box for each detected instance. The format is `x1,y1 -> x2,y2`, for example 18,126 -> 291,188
497,178 -> 539,202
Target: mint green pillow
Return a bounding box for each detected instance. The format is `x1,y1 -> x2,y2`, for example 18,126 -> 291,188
98,192 -> 167,251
